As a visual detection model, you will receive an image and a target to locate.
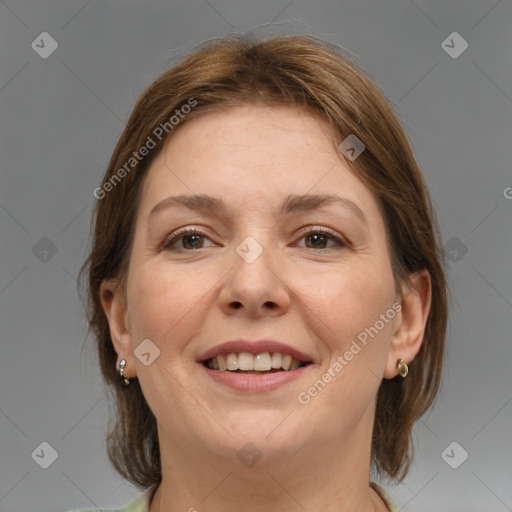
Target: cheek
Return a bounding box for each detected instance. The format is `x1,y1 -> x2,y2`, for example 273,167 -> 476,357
298,267 -> 395,431
125,263 -> 208,414
320,262 -> 395,343
126,262 -> 206,348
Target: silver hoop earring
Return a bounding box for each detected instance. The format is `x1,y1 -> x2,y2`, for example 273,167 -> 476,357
397,359 -> 408,378
119,359 -> 131,386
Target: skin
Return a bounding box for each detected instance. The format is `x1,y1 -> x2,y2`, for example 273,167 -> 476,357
101,104 -> 431,512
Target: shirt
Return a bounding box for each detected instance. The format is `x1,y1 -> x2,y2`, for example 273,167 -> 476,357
70,481 -> 399,512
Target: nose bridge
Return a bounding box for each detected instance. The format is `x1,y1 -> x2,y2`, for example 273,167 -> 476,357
220,229 -> 290,316
234,231 -> 276,293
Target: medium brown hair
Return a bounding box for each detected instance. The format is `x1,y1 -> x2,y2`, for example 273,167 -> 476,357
79,32 -> 448,489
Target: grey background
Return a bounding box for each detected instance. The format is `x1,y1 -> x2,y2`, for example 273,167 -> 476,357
0,1 -> 511,511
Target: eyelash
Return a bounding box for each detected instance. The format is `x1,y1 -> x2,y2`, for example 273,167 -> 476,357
161,226 -> 347,251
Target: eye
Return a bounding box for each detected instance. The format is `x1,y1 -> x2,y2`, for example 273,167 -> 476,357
161,226 -> 347,251
295,227 -> 347,250
162,228 -> 216,251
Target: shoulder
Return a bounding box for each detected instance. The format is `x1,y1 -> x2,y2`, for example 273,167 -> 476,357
370,481 -> 400,512
68,487 -> 153,512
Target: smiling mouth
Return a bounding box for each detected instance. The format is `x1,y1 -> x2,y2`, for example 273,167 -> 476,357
202,351 -> 312,374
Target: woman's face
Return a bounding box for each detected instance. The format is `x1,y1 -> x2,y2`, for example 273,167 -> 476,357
106,104 -> 407,463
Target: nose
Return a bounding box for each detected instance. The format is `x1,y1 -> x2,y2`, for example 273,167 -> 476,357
218,239 -> 291,318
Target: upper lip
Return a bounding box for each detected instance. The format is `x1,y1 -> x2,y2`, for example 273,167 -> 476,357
197,339 -> 314,363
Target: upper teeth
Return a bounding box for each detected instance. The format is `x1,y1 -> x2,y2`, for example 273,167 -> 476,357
205,352 -> 304,371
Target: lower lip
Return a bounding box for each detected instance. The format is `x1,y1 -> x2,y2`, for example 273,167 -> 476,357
200,363 -> 311,392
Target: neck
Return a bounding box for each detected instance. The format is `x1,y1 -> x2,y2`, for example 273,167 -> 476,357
148,425 -> 389,512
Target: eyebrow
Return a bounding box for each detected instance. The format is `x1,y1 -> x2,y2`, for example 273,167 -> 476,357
148,193 -> 368,225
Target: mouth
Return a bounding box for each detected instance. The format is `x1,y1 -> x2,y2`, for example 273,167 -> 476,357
201,351 -> 313,374
197,340 -> 315,392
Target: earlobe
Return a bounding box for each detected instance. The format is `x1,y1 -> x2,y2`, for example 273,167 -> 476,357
99,279 -> 136,378
384,269 -> 432,379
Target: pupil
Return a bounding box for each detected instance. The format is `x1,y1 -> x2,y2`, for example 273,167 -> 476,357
308,234 -> 325,248
184,234 -> 202,249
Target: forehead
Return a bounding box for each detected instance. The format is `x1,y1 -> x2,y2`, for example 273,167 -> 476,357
137,104 -> 384,228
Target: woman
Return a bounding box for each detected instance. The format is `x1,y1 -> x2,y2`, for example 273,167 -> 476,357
75,33 -> 448,512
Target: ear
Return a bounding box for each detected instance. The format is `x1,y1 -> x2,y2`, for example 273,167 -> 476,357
383,269 -> 432,379
100,278 -> 137,379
